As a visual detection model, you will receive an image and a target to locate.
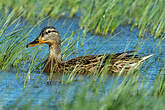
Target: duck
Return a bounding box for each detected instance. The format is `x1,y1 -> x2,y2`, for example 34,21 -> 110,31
26,26 -> 153,79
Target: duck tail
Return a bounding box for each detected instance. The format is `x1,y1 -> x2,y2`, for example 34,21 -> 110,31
141,54 -> 153,61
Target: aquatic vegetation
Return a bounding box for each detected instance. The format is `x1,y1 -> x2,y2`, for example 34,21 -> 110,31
0,20 -> 164,109
0,10 -> 46,74
0,1 -> 164,109
0,0 -> 164,38
3,72 -> 165,110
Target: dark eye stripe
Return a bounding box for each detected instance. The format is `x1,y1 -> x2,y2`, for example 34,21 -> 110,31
51,30 -> 58,33
44,29 -> 59,35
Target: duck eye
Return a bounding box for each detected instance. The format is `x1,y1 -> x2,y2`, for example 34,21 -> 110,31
45,31 -> 51,35
45,32 -> 48,34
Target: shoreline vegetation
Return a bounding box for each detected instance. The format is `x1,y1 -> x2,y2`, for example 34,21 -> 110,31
0,0 -> 164,38
0,0 -> 164,109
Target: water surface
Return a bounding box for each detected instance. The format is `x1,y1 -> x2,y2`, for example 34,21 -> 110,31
0,17 -> 164,107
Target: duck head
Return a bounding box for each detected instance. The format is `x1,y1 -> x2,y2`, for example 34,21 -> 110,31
26,26 -> 62,62
26,26 -> 61,47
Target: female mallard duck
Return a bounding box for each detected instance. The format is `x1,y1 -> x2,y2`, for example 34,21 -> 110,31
26,26 -> 153,79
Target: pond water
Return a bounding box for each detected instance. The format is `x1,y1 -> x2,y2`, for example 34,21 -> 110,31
0,16 -> 164,107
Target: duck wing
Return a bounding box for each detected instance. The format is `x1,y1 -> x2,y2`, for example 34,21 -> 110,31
62,51 -> 138,74
65,51 -> 137,65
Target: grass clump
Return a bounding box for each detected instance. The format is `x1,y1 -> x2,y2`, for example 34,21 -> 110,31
3,72 -> 165,110
0,0 -> 164,38
80,0 -> 165,38
0,10 -> 46,75
0,1 -> 164,109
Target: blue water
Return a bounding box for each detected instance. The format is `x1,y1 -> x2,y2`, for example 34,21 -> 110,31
0,17 -> 164,107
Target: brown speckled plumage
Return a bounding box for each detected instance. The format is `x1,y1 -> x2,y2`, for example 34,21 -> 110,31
27,26 -> 153,79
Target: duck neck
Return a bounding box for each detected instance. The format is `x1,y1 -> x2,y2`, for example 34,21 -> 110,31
48,43 -> 62,63
44,44 -> 62,74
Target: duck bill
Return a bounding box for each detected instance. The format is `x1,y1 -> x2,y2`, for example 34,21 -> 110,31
26,37 -> 46,48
